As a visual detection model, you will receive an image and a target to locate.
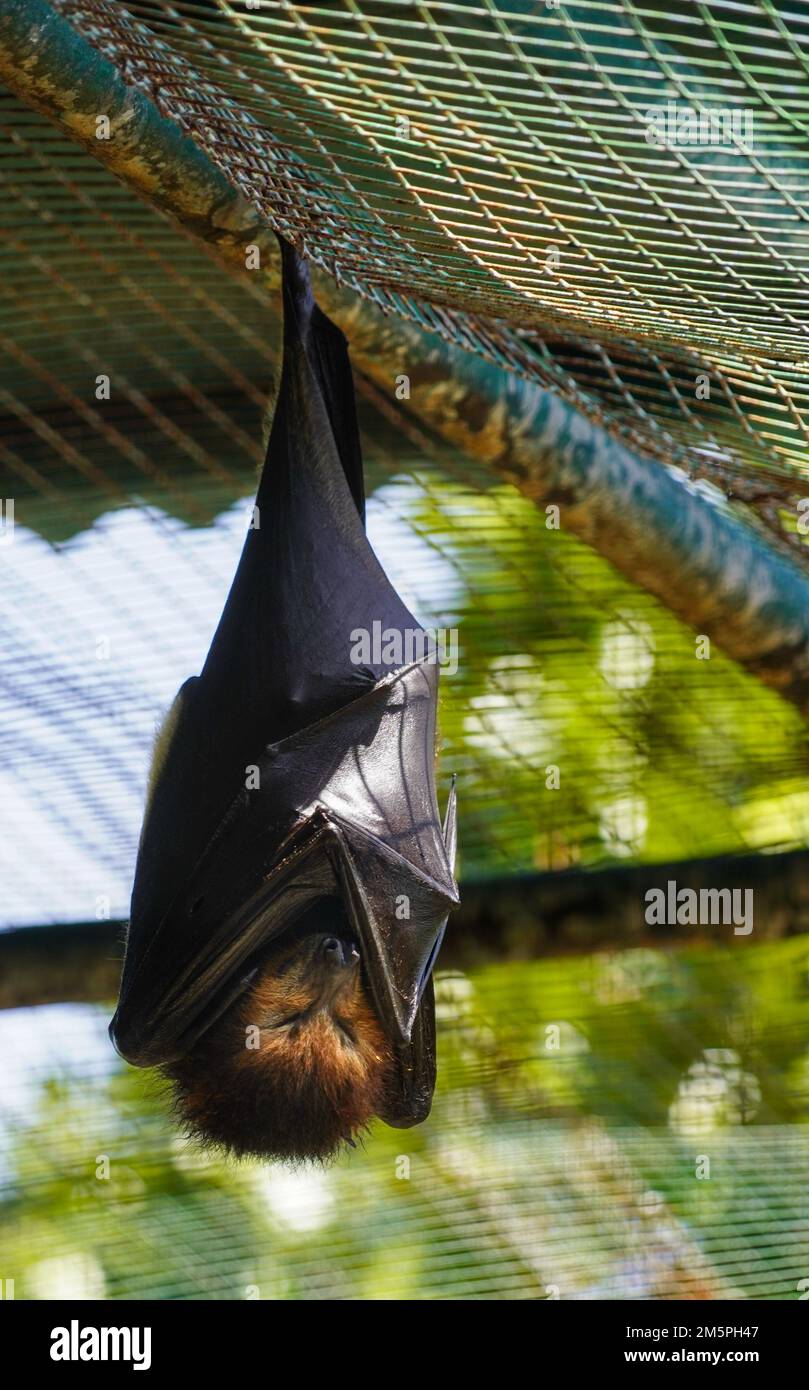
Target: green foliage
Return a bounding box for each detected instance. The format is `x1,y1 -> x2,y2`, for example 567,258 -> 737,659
401,474 -> 809,874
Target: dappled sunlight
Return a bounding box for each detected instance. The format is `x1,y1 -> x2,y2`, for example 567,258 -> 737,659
599,615 -> 656,692
669,1051 -> 762,1138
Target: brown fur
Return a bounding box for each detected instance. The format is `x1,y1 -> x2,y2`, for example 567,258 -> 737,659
162,930 -> 393,1164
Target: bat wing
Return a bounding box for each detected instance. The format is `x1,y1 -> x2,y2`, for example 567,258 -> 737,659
111,240 -> 459,1127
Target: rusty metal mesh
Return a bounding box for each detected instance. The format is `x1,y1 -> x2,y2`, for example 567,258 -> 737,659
52,0 -> 809,564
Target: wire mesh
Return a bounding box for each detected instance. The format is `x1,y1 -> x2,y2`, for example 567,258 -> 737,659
2,1 -> 809,1303
2,84 -> 809,925
1,938 -> 808,1300
47,0 -> 809,565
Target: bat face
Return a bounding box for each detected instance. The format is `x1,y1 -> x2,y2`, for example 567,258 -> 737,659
161,906 -> 395,1162
245,929 -> 389,1091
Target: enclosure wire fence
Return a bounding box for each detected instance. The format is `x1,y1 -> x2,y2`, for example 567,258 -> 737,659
47,0 -> 809,565
2,85 -> 809,925
1,938 -> 808,1300
2,5 -> 809,1302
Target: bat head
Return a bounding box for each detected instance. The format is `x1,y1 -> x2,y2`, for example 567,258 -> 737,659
161,902 -> 395,1162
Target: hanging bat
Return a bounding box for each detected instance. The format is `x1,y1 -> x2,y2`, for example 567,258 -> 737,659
110,239 -> 459,1162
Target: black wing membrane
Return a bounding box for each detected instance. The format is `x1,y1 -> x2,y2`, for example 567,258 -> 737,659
111,240 -> 459,1126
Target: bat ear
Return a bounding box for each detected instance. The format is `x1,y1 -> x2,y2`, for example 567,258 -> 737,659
442,775 -> 458,876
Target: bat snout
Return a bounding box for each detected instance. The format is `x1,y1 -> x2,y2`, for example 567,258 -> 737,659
320,935 -> 360,970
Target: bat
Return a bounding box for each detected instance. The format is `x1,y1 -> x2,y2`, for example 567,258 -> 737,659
110,239 -> 460,1162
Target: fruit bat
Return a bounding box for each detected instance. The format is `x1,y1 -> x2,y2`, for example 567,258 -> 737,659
110,239 -> 459,1160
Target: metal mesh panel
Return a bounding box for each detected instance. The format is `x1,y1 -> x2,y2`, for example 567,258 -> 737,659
3,86 -> 809,926
2,3 -> 809,1304
2,939 -> 808,1300
50,0 -> 809,564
